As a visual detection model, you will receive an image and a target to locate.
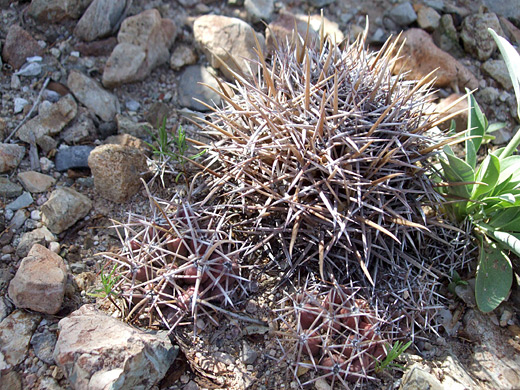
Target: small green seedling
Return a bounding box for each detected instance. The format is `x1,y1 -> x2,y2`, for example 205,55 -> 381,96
88,264 -> 121,299
448,270 -> 468,295
375,340 -> 412,373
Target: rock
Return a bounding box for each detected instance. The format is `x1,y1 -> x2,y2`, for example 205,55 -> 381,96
116,114 -> 153,139
386,1 -> 417,27
416,5 -> 441,32
482,0 -> 520,25
462,309 -> 520,388
13,97 -> 29,114
241,341 -> 258,364
17,171 -> 56,193
75,36 -> 118,57
16,226 -> 57,258
74,0 -> 131,42
0,296 -> 13,322
8,244 -> 67,315
31,328 -> 58,364
400,364 -> 443,390
11,209 -> 28,230
178,65 -> 223,111
67,71 -> 119,121
88,144 -> 148,203
170,44 -> 198,70
54,145 -> 94,171
482,59 -> 513,90
393,29 -> 478,91
244,0 -> 274,22
0,310 -> 41,370
6,191 -> 33,211
499,17 -> 520,46
2,25 -> 44,70
125,99 -> 140,112
15,61 -> 42,77
433,14 -> 465,58
53,305 -> 178,390
145,102 -> 170,129
28,0 -> 93,22
193,15 -> 265,80
104,133 -> 151,155
0,177 -> 23,198
17,94 -> 77,144
0,143 -> 25,173
461,13 -> 503,61
436,93 -> 468,131
102,9 -> 177,88
0,370 -> 22,390
98,121 -> 117,139
60,113 -> 96,144
41,187 -> 92,234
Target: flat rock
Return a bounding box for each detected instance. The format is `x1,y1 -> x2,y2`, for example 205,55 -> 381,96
400,364 -> 443,390
55,145 -> 94,171
17,171 -> 56,193
0,143 -> 25,173
60,111 -> 97,144
75,36 -> 118,57
54,304 -> 178,390
482,0 -> 520,25
2,25 -> 44,70
17,94 -> 77,144
0,177 -> 23,198
193,15 -> 265,80
416,5 -> 441,32
6,191 -> 33,211
393,28 -> 478,91
28,0 -> 93,22
244,0 -> 274,22
0,370 -> 22,390
178,65 -> 223,111
103,9 -> 176,88
16,226 -> 57,258
0,310 -> 41,370
41,187 -> 92,234
68,71 -> 119,121
460,13 -> 503,61
386,1 -> 417,27
482,59 -> 513,90
116,114 -> 153,139
31,328 -> 58,364
88,144 -> 148,203
74,0 -> 131,42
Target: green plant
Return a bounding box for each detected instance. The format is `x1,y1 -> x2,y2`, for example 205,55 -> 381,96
435,29 -> 520,312
88,264 -> 121,299
374,340 -> 412,373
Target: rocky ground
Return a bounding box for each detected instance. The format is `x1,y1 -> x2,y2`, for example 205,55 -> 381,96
1,0 -> 520,389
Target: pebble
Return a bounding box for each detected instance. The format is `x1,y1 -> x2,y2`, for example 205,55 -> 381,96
14,97 -> 29,114
11,209 -> 28,230
18,171 -> 56,193
54,145 -> 95,171
16,226 -> 56,259
31,328 -> 58,364
0,177 -> 23,198
14,62 -> 42,77
2,24 -> 44,70
244,0 -> 274,22
482,59 -> 513,90
41,187 -> 92,234
125,99 -> 140,112
386,1 -> 417,27
74,0 -> 131,42
0,143 -> 25,173
460,13 -> 503,61
417,5 -> 441,32
0,310 -> 41,370
6,191 -> 33,211
178,65 -> 224,111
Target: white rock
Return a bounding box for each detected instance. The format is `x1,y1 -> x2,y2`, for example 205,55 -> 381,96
13,97 -> 29,114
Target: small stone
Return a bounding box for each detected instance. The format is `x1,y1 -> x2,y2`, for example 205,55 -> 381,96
60,114 -> 96,144
17,171 -> 56,193
37,135 -> 58,154
2,25 -> 44,70
244,0 -> 274,22
41,187 -> 92,234
241,341 -> 258,364
11,209 -> 28,230
433,15 -> 465,58
14,62 -> 42,77
0,143 -> 25,173
400,364 -> 443,390
386,2 -> 417,27
40,157 -> 54,172
169,44 -> 198,70
75,37 -> 118,57
88,144 -> 148,203
31,328 -> 58,364
74,0 -> 131,42
54,145 -> 95,171
482,1 -> 520,26
183,381 -> 200,390
28,0 -> 90,22
145,102 -> 169,129
11,74 -> 21,90
6,191 -> 33,211
417,6 -> 441,32
482,59 -> 513,90
116,114 -> 153,139
0,310 -> 40,370
178,65 -> 223,111
16,226 -> 57,258
14,97 -> 29,114
104,134 -> 151,154
455,284 -> 476,307
31,210 -> 41,220
125,99 -> 140,112
0,177 -> 23,198
461,13 -> 504,61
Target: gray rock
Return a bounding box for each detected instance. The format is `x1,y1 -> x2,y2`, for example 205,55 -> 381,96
454,284 -> 476,307
17,94 -> 77,144
0,143 -> 25,173
14,97 -> 29,114
193,15 -> 265,80
88,144 -> 148,203
60,113 -> 96,144
432,15 -> 464,59
0,296 -> 13,323
0,177 -> 23,198
41,187 -> 92,234
477,87 -> 500,105
0,370 -> 22,390
170,44 -> 198,71
386,2 -> 417,27
31,328 -> 58,364
178,65 -> 223,111
38,377 -> 61,390
461,13 -> 504,61
16,226 -> 57,258
54,145 -> 95,171
482,59 -> 513,90
37,134 -> 58,154
116,114 -> 152,139
125,99 -> 140,112
75,0 -> 131,42
241,341 -> 258,364
53,305 -> 178,390
103,9 -> 177,88
308,0 -> 334,7
17,171 -> 56,193
8,244 -> 68,315
482,0 -> 520,25
400,364 -> 443,390
417,6 -> 441,32
10,209 -> 28,231
28,0 -> 93,22
6,191 -> 33,211
68,71 -> 119,122
0,310 -> 41,370
2,24 -> 44,70
423,0 -> 444,12
244,0 -> 274,22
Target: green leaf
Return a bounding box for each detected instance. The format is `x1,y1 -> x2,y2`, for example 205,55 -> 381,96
440,154 -> 475,197
487,122 -> 507,133
475,240 -> 512,313
498,156 -> 520,184
480,225 -> 520,257
487,207 -> 520,232
466,93 -> 488,169
472,154 -> 500,199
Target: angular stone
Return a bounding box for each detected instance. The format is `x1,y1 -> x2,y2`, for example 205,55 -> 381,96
116,114 -> 153,139
55,145 -> 94,171
386,2 -> 417,27
17,171 -> 56,193
74,0 -> 131,42
482,59 -> 513,90
2,25 -> 44,70
54,305 -> 178,390
6,191 -> 33,211
16,226 -> 57,258
17,94 -> 77,143
8,244 -> 67,315
178,65 -> 223,111
433,14 -> 465,59
75,36 -> 118,57
461,13 -> 504,61
482,0 -> 520,25
88,144 -> 148,203
103,9 -> 176,88
68,71 -> 119,122
193,15 -> 265,80
41,187 -> 92,234
0,310 -> 40,370
104,133 -> 151,155
169,44 -> 198,71
60,113 -> 96,144
400,364 -> 443,390
416,5 -> 441,32
0,177 -> 23,198
393,28 -> 478,90
0,143 -> 25,173
31,328 -> 58,364
245,0 -> 274,22
28,0 -> 93,23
